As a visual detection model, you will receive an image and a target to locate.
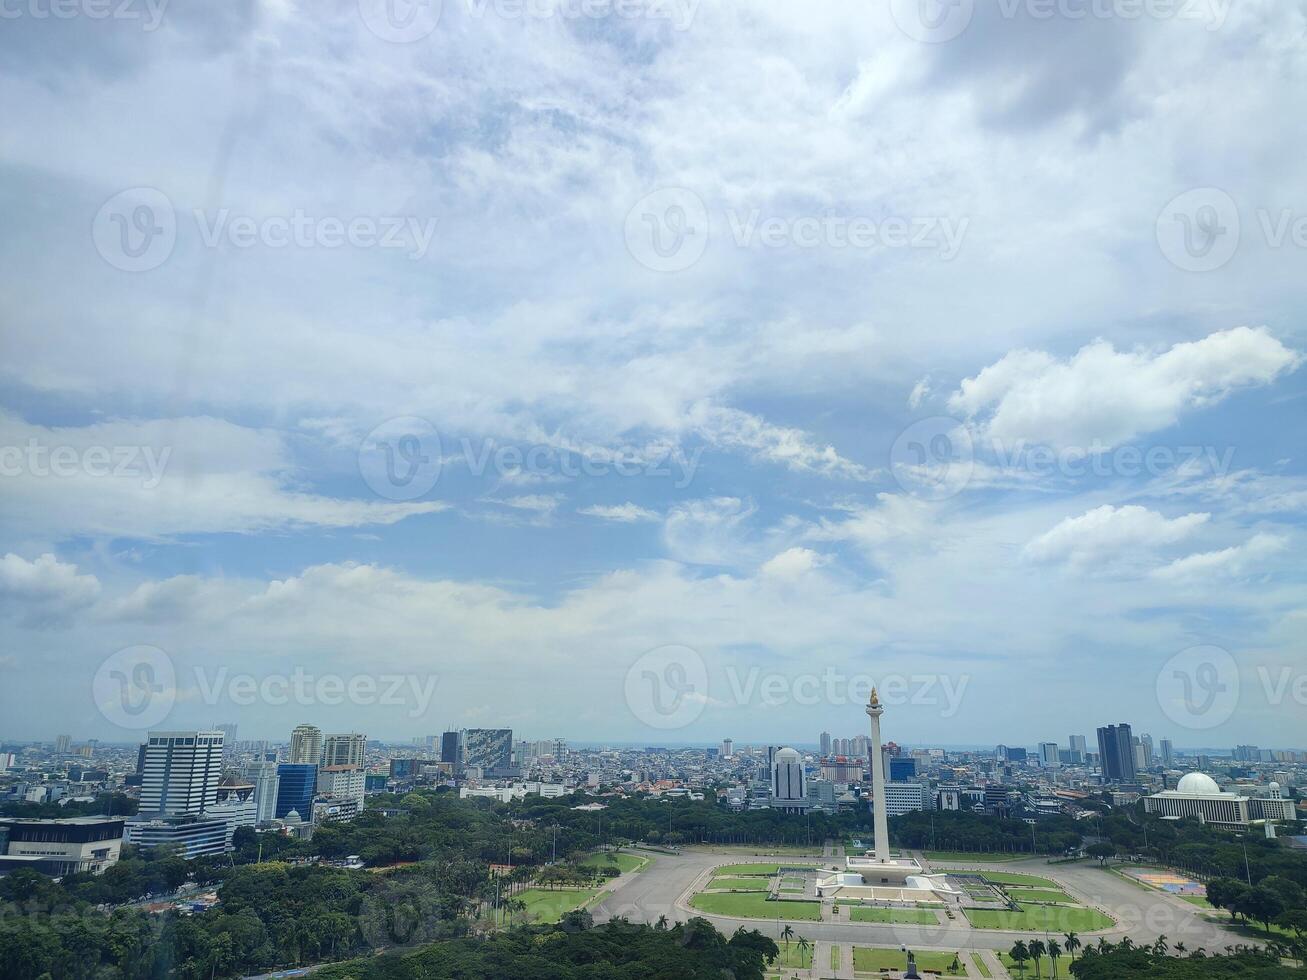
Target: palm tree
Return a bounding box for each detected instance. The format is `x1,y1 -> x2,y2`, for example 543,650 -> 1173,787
656,915 -> 669,931
1154,935 -> 1169,956
1028,939 -> 1046,978
1010,941 -> 1030,978
797,936 -> 812,966
1063,932 -> 1081,962
1047,940 -> 1062,978
1174,941 -> 1187,957
780,923 -> 794,953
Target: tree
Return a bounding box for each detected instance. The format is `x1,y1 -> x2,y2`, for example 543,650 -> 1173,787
797,935 -> 812,965
780,923 -> 794,953
1010,941 -> 1030,978
1028,939 -> 1046,978
1047,939 -> 1061,978
1086,842 -> 1117,866
1063,931 -> 1081,962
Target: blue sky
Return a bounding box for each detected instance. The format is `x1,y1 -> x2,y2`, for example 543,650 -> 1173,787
1,0 -> 1305,749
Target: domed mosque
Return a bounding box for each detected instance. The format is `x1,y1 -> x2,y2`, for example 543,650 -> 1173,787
1144,771 -> 1294,831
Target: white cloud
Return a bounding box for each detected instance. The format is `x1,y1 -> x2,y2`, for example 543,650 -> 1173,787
1023,505 -> 1209,571
577,503 -> 660,523
0,553 -> 100,625
759,547 -> 826,579
1152,532 -> 1288,583
950,328 -> 1301,448
0,413 -> 445,541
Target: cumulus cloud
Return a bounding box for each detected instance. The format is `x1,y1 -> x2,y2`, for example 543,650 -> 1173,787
0,553 -> 101,626
950,328 -> 1301,449
1023,505 -> 1209,572
759,547 -> 826,578
1152,532 -> 1288,583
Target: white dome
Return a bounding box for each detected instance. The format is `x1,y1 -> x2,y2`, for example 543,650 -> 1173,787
1176,772 -> 1221,795
774,747 -> 802,764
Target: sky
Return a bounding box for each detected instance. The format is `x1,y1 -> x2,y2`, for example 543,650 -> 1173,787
1,0 -> 1305,749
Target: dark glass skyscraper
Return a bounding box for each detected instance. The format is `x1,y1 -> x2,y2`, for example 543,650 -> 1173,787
1096,723 -> 1137,783
274,763 -> 317,819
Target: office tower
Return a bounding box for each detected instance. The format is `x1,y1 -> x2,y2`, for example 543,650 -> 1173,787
1097,723 -> 1137,783
55,734 -> 72,754
1140,733 -> 1155,767
440,730 -> 462,767
275,763 -> 317,819
1160,738 -> 1175,766
889,757 -> 917,781
316,765 -> 366,804
819,731 -> 832,757
1069,735 -> 1088,764
852,735 -> 870,759
322,732 -> 367,767
463,729 -> 514,777
770,747 -> 808,813
1039,742 -> 1061,768
138,731 -> 225,816
241,759 -> 280,823
721,738 -> 734,758
996,744 -> 1008,762
552,737 -> 567,761
216,724 -> 238,755
289,724 -> 323,764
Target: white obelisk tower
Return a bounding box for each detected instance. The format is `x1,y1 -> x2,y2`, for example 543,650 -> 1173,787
866,687 -> 891,863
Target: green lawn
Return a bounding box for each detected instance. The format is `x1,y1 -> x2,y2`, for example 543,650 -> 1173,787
965,905 -> 1113,932
848,907 -> 939,924
924,851 -> 1021,863
690,891 -> 822,920
853,948 -> 966,974
578,851 -> 648,874
715,863 -> 787,876
999,951 -> 1074,974
972,952 -> 993,977
1005,887 -> 1074,905
515,887 -> 598,923
978,871 -> 1059,888
771,944 -> 814,969
709,876 -> 771,891
1182,895 -> 1213,907
831,945 -> 840,970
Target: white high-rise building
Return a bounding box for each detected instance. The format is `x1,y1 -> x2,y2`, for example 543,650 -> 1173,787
321,733 -> 367,767
316,765 -> 366,805
138,731 -> 225,816
289,724 -> 323,764
770,747 -> 808,814
241,760 -> 281,823
1039,742 -> 1061,768
721,738 -> 734,758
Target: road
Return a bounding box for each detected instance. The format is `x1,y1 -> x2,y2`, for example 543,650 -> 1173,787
592,848 -> 1246,955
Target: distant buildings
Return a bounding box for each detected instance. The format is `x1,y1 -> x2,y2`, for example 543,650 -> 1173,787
464,728 -> 514,778
1068,734 -> 1088,764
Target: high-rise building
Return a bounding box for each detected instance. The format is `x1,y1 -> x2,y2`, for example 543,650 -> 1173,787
55,734 -> 71,755
289,724 -> 323,765
138,731 -> 225,816
275,763 -> 317,819
1097,724 -> 1137,783
241,759 -> 280,823
1160,738 -> 1175,766
889,757 -> 917,781
721,738 -> 734,758
1139,733 -> 1155,767
440,731 -> 462,770
1069,735 -> 1088,764
216,724 -> 238,755
463,729 -> 514,778
316,765 -> 365,804
819,731 -> 832,757
1039,742 -> 1061,768
321,733 -> 367,767
770,747 -> 808,814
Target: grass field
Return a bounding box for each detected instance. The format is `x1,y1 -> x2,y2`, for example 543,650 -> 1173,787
578,851 -> 648,874
853,948 -> 966,974
999,951 -> 1074,973
715,863 -> 787,876
771,945 -> 814,969
690,891 -> 822,920
965,905 -> 1112,932
972,952 -> 993,977
709,875 -> 771,891
924,851 -> 1022,863
848,907 -> 939,924
1006,887 -> 1075,905
516,887 -> 598,922
975,871 -> 1059,888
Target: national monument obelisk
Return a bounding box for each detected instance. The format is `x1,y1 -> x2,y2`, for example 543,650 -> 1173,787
865,687 -> 891,863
